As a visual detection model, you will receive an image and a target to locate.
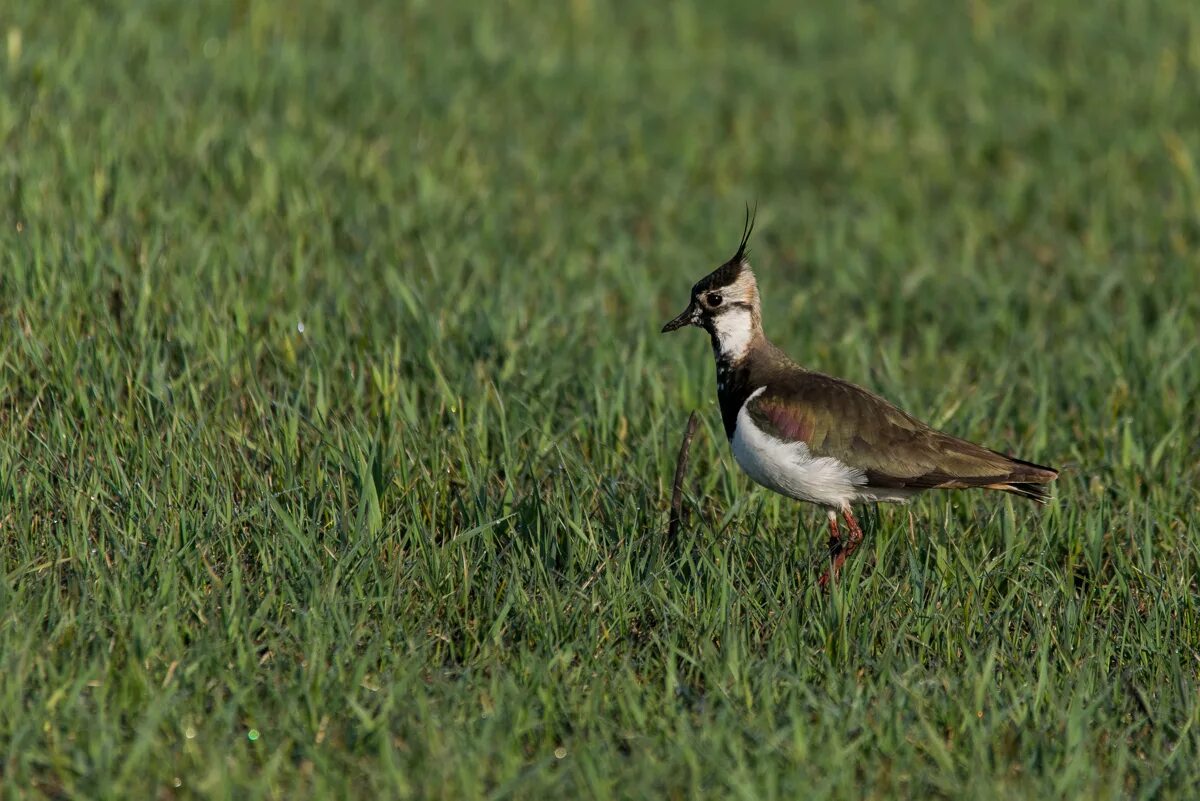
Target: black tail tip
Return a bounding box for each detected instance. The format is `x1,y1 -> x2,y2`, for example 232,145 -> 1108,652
1006,481 -> 1054,504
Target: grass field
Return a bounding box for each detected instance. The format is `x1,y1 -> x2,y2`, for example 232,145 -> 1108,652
3,0 -> 1200,797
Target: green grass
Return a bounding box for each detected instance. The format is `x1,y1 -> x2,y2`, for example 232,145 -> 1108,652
2,0 -> 1199,797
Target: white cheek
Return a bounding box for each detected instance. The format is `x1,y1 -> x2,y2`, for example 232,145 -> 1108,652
713,307 -> 754,360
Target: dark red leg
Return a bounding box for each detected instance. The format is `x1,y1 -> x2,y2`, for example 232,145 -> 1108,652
842,508 -> 864,556
818,507 -> 865,589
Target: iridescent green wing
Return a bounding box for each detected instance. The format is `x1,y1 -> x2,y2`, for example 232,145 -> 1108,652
744,372 -> 1021,490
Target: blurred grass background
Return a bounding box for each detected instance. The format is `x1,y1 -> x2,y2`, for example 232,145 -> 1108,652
2,0 -> 1199,797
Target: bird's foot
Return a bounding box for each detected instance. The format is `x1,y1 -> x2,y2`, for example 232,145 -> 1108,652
818,508 -> 865,591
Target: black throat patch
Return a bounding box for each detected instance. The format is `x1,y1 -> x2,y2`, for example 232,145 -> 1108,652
714,354 -> 756,440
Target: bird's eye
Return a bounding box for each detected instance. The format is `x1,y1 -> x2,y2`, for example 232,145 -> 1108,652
706,293 -> 723,307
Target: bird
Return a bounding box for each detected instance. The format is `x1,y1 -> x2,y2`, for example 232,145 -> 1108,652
661,212 -> 1058,587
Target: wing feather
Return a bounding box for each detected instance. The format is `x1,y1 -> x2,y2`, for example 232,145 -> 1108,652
743,372 -> 1054,494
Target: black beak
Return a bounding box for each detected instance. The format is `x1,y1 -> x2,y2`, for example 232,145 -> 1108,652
661,303 -> 698,333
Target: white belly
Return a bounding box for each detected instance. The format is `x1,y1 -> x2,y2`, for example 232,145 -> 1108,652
730,387 -> 870,509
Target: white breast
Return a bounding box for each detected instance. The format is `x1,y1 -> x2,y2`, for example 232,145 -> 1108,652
730,387 -> 869,509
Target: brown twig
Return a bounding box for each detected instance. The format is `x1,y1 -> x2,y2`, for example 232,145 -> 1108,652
667,411 -> 701,541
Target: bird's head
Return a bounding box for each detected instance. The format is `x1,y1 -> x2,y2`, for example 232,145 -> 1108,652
661,209 -> 762,360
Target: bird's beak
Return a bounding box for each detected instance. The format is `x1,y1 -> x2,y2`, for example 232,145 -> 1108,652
661,302 -> 698,333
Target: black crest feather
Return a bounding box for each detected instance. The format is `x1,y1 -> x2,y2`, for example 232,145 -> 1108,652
692,203 -> 760,294
733,202 -> 757,263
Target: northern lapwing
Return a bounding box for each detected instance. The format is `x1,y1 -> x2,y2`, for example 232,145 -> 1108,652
662,213 -> 1058,587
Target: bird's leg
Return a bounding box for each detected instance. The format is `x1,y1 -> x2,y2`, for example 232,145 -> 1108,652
826,509 -> 841,548
842,508 -> 864,556
818,507 -> 865,590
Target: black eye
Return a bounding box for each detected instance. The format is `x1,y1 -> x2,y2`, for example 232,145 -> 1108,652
706,293 -> 723,307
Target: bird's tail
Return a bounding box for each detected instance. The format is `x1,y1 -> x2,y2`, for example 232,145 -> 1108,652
986,452 -> 1059,505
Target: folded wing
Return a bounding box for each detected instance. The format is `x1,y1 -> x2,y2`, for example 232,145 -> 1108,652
744,372 -> 1058,502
